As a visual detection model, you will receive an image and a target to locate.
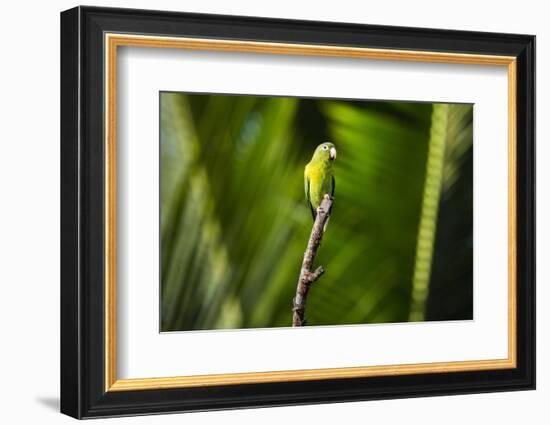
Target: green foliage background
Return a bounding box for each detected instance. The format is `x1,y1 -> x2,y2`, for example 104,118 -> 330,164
160,92 -> 473,331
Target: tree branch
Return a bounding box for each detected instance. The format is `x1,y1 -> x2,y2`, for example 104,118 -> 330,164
293,195 -> 333,326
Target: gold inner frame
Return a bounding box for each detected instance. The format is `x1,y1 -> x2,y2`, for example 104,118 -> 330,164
104,33 -> 517,392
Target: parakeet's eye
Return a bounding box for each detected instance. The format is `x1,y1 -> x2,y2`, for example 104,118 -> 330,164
322,145 -> 328,150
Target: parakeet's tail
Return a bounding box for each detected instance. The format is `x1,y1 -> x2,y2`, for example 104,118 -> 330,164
310,205 -> 316,221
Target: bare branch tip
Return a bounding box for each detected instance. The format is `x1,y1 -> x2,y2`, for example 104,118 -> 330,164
309,266 -> 325,283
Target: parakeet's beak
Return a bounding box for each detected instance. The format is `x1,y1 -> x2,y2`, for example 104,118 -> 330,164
329,147 -> 337,160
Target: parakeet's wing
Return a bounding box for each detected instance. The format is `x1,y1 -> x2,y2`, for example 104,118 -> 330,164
304,174 -> 315,219
331,175 -> 335,197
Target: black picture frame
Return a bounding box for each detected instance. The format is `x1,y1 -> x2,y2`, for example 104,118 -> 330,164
61,5 -> 535,419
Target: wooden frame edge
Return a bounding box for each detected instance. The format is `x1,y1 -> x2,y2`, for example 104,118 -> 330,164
108,358 -> 516,391
104,33 -> 518,392
105,32 -> 118,390
507,59 -> 518,369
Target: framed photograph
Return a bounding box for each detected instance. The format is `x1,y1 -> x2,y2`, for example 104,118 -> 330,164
60,6 -> 535,419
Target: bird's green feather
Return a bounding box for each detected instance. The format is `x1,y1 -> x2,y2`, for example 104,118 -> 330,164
304,174 -> 315,219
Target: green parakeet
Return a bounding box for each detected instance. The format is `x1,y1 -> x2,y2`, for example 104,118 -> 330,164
304,142 -> 336,219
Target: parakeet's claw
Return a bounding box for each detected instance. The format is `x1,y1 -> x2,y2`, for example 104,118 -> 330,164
323,193 -> 335,203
